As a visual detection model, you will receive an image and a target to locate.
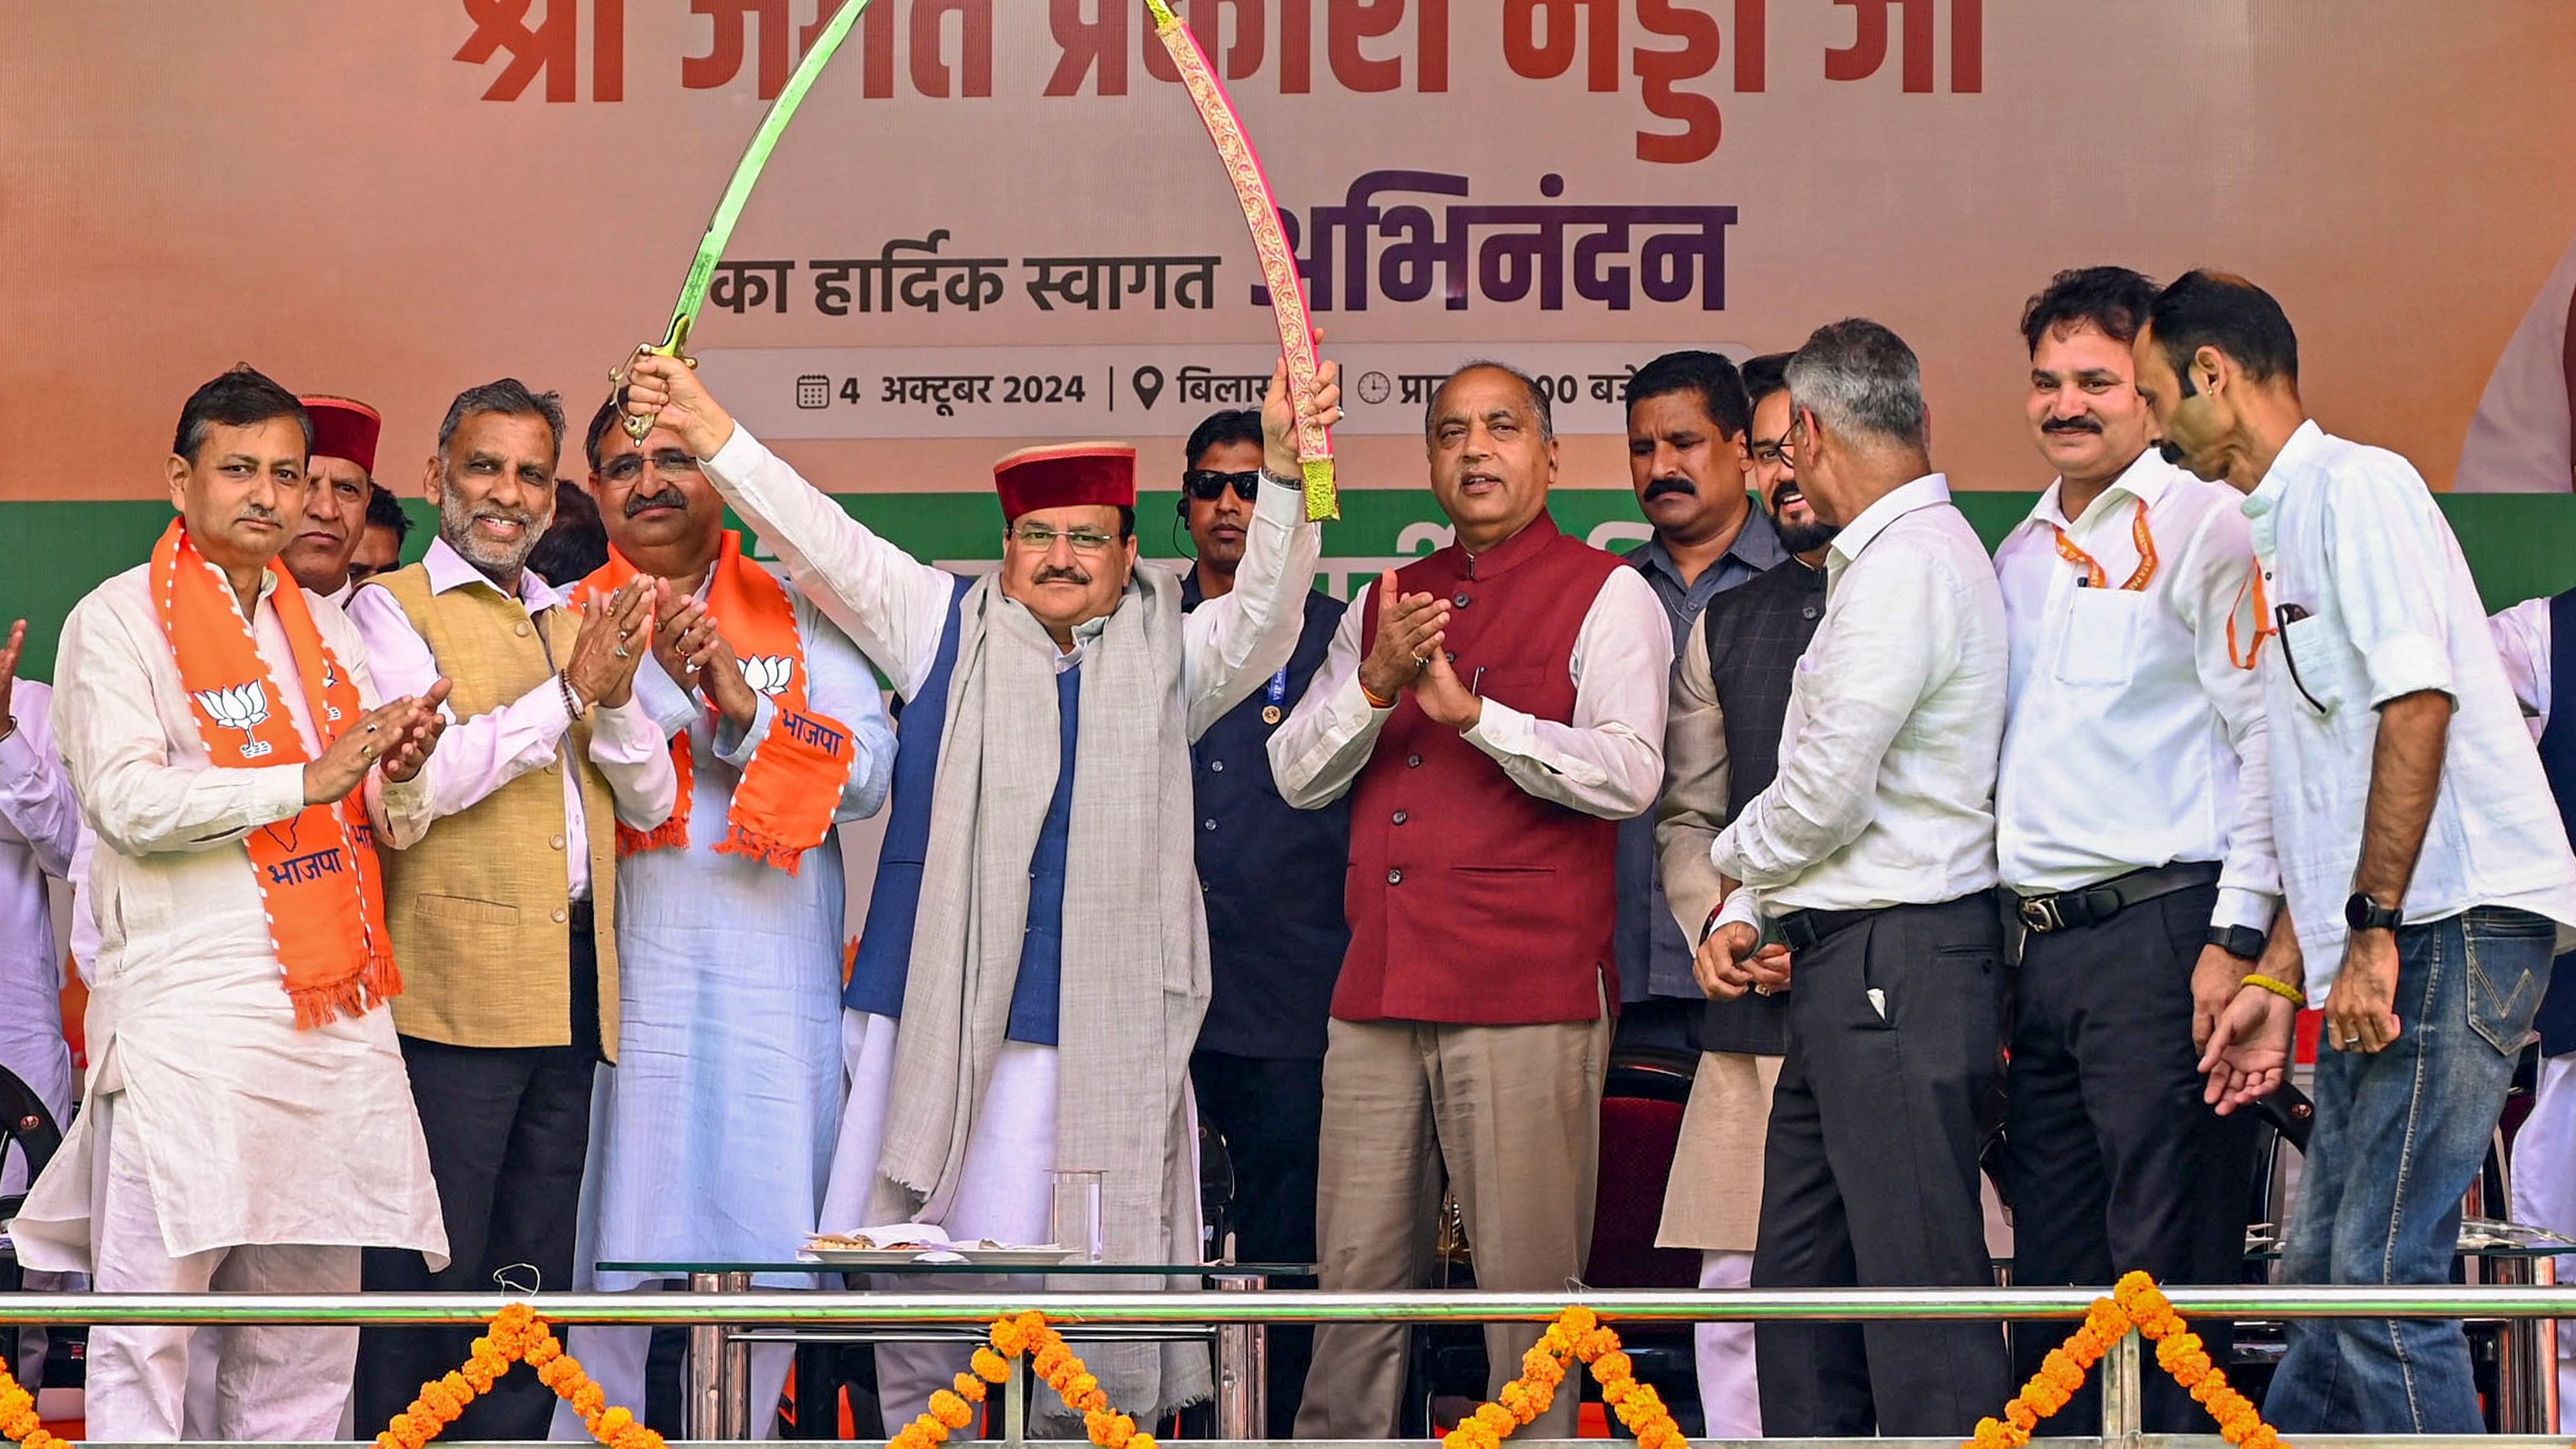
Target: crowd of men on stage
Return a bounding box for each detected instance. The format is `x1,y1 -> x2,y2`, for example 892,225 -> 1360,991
6,264 -> 2576,1444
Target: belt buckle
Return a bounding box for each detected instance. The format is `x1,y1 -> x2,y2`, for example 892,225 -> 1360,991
2018,896 -> 2063,934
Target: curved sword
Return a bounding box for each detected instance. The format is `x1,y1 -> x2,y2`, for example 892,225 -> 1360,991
616,0 -> 881,440
1142,0 -> 1339,521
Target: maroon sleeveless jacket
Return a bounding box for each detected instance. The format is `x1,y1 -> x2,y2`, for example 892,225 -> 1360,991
1335,511 -> 1626,1025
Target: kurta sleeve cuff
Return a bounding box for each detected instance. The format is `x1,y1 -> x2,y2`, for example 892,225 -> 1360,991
249,763 -> 312,829
588,695 -> 667,763
2211,887 -> 2279,936
636,662 -> 699,738
1718,885 -> 1762,933
1462,697 -> 1534,761
711,693 -> 777,767
2363,631 -> 2455,709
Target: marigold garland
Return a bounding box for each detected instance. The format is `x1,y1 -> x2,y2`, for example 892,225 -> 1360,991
1438,1305 -> 1688,1449
1965,1272 -> 2287,1449
0,1349 -> 67,1449
883,1310 -> 1157,1449
371,1302 -> 665,1449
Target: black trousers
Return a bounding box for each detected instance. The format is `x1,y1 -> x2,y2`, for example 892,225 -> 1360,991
1751,893 -> 2010,1438
2005,881 -> 2256,1435
354,919 -> 601,1441
1190,1049 -> 1322,1439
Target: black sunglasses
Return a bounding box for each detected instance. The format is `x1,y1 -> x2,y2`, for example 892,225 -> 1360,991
2274,602 -> 2327,714
1183,468 -> 1262,502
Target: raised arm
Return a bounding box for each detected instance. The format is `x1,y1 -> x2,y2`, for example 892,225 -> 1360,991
625,354 -> 956,699
1183,351 -> 1335,737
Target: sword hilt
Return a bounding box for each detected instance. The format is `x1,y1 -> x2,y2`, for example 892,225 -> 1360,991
610,318 -> 699,443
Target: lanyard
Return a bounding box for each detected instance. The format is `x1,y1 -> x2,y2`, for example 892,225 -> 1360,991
2227,564 -> 2274,670
2052,500 -> 2158,591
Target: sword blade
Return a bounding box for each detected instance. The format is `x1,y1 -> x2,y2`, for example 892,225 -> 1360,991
647,0 -> 881,358
1146,0 -> 1339,521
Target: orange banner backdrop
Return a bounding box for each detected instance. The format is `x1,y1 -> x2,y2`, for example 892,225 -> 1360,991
5,0 -> 2575,500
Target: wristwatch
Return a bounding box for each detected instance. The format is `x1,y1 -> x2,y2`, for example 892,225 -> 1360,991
2344,892 -> 2403,934
2205,924 -> 2266,960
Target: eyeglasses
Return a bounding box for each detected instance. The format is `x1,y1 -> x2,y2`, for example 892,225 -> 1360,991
598,450 -> 703,486
1010,523 -> 1120,554
2272,602 -> 2328,714
1750,439 -> 1793,468
1183,468 -> 1262,502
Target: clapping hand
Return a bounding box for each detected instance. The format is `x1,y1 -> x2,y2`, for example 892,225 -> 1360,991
652,580 -> 758,729
565,579 -> 656,710
1355,572 -> 1448,707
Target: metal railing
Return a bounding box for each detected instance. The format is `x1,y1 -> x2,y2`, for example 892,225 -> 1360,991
3,1286 -> 2566,1444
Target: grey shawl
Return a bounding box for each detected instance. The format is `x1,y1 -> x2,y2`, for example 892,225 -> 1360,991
872,567 -> 1214,1422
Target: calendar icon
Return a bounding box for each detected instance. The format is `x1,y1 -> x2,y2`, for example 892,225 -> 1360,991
795,374 -> 831,410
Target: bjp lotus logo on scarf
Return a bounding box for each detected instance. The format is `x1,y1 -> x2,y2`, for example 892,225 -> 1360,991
194,682 -> 274,757
740,655 -> 795,697
321,660 -> 344,722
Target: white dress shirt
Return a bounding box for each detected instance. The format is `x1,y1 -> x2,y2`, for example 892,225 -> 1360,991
1266,538 -> 1672,817
0,680 -> 81,1135
698,425 -> 1322,735
14,563 -> 446,1266
2492,595 -> 2553,738
2245,420 -> 2576,996
1993,451 -> 2279,931
1714,474 -> 2007,923
345,537 -> 676,894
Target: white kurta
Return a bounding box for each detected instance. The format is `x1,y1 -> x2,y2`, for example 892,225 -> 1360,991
575,578 -> 896,1290
0,679 -> 80,1171
15,562 -> 447,1269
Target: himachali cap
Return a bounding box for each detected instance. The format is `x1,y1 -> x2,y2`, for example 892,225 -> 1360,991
301,395 -> 382,474
993,442 -> 1138,523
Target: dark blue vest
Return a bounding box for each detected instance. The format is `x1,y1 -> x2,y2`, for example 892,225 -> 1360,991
2532,590 -> 2576,1056
845,576 -> 1074,1045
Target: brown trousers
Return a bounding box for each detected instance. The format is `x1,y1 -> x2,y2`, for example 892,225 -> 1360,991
1295,1008 -> 1611,1439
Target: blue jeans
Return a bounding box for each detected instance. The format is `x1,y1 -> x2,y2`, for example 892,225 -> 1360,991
2265,907 -> 2555,1435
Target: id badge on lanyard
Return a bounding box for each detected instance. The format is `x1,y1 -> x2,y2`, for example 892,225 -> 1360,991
1260,667 -> 1288,725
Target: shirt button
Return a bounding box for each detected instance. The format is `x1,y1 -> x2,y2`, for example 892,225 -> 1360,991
515,622 -> 532,637
551,906 -> 569,924
1392,810 -> 1408,825
1453,592 -> 1472,608
1209,759 -> 1224,773
1202,818 -> 1218,832
1386,868 -> 1403,885
550,834 -> 566,851
1406,754 -> 1423,768
545,761 -> 560,774
1802,605 -> 1819,620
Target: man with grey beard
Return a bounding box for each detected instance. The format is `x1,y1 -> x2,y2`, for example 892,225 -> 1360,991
344,378 -> 677,1439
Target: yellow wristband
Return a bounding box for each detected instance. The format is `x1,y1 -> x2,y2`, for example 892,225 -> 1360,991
2242,973 -> 2305,1006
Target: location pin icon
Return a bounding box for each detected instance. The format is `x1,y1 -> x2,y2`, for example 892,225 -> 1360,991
1133,365 -> 1165,411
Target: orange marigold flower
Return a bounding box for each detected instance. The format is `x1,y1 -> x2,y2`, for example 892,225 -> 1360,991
973,1347 -> 1012,1382
1559,1307 -> 1598,1336
2005,1398 -> 2040,1431
1595,1349 -> 1634,1383
930,1390 -> 974,1429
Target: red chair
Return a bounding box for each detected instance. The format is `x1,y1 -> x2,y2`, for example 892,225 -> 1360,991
1586,1046 -> 1705,1433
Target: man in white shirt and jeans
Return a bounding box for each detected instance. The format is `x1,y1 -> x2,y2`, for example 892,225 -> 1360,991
1700,319 -> 2010,1437
2159,270 -> 2576,1435
1991,267 -> 2277,1435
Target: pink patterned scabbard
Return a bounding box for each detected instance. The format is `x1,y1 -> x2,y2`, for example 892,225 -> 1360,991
1144,0 -> 1338,521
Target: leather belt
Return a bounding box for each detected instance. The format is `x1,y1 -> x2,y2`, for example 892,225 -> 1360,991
1778,906 -> 1875,954
2014,861 -> 2220,935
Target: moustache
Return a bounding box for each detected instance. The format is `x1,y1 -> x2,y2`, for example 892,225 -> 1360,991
1641,476 -> 1697,502
236,504 -> 282,526
624,488 -> 689,519
2042,416 -> 2103,435
1033,566 -> 1091,587
1768,477 -> 1804,508
476,508 -> 538,530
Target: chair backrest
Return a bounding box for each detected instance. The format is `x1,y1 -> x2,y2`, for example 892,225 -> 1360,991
1588,1046 -> 1702,1290
0,1063 -> 64,1217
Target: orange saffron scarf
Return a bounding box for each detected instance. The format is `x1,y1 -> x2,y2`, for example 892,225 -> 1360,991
586,532 -> 853,874
151,519 -> 398,1028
